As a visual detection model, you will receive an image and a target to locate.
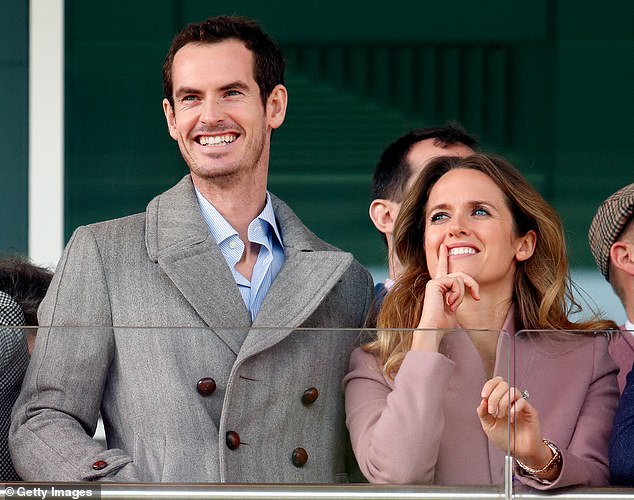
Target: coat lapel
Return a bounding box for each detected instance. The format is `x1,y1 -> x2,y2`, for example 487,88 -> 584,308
145,175 -> 251,354
240,195 -> 354,359
145,181 -> 355,358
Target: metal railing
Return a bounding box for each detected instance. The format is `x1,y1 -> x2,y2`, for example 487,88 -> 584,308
3,483 -> 634,500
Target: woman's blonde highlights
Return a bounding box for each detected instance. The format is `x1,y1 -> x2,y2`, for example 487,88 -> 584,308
366,154 -> 616,377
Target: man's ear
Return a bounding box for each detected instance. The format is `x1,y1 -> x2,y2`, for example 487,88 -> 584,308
515,229 -> 537,262
162,98 -> 178,140
266,84 -> 288,130
611,241 -> 634,277
369,199 -> 399,236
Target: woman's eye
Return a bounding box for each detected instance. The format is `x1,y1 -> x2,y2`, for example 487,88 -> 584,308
473,207 -> 489,216
430,212 -> 448,223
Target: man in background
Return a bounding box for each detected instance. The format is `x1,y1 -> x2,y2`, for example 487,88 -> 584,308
368,124 -> 477,316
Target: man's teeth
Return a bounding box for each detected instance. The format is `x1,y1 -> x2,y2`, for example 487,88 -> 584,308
448,247 -> 477,256
199,134 -> 236,146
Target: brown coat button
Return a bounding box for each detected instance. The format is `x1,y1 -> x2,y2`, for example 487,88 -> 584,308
92,460 -> 108,470
292,447 -> 308,467
226,431 -> 240,450
197,377 -> 216,396
301,387 -> 318,405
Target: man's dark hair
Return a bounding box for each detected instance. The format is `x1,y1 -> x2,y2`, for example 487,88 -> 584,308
0,256 -> 53,326
371,122 -> 478,203
162,15 -> 286,108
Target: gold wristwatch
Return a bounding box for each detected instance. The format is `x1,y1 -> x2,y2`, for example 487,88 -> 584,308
516,439 -> 562,477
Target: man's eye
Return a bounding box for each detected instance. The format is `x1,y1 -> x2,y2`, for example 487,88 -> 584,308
182,95 -> 197,102
226,90 -> 242,97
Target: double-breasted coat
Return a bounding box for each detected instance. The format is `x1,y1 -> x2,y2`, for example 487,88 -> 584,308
10,175 -> 373,483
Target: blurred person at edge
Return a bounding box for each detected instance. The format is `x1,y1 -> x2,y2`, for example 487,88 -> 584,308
0,255 -> 52,480
0,290 -> 26,481
344,154 -> 618,488
0,256 -> 53,352
588,182 -> 634,392
9,15 -> 372,483
587,182 -> 634,485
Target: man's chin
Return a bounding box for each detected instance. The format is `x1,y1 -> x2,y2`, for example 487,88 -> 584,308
191,166 -> 238,179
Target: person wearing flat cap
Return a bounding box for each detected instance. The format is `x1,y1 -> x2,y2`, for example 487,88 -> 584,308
589,182 -> 634,485
588,182 -> 634,393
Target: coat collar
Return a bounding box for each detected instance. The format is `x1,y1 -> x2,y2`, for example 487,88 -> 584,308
144,175 -> 354,355
144,175 -> 338,260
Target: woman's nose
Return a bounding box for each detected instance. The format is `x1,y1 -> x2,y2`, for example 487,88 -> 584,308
447,215 -> 469,237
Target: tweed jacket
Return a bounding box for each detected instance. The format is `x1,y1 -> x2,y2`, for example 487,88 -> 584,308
0,291 -> 27,481
10,175 -> 373,483
343,315 -> 618,489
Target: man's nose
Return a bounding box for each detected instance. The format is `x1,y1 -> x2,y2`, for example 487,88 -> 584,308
199,97 -> 224,124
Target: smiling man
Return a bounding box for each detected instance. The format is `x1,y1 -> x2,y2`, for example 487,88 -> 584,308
10,16 -> 373,483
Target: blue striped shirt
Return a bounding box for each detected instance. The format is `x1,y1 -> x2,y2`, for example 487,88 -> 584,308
194,188 -> 285,321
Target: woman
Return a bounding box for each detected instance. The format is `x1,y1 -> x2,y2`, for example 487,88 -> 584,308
343,154 -> 618,489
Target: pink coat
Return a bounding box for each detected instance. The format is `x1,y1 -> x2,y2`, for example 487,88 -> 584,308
343,321 -> 618,489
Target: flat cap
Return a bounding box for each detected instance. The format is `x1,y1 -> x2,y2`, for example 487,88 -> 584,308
588,182 -> 634,280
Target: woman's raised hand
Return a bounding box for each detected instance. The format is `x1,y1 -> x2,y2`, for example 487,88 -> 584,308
417,244 -> 480,329
411,244 -> 480,351
477,376 -> 560,480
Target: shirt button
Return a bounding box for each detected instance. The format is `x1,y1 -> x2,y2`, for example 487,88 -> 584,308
92,460 -> 108,470
226,431 -> 241,450
292,447 -> 308,467
302,387 -> 319,405
228,241 -> 237,249
197,377 -> 216,396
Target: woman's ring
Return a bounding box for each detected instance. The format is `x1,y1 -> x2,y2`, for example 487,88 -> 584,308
521,389 -> 530,400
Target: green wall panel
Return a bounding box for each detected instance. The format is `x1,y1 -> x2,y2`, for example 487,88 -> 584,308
553,42 -> 634,266
63,0 -> 634,271
0,0 -> 28,255
557,0 -> 634,41
178,0 -> 549,43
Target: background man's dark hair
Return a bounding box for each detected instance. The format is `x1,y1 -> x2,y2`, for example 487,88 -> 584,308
0,256 -> 53,326
162,15 -> 286,108
371,122 -> 479,203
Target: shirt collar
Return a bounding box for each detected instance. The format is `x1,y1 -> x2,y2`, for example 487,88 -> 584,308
194,187 -> 283,248
253,193 -> 283,248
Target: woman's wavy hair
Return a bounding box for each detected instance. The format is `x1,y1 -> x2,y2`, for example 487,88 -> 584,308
368,154 -> 617,375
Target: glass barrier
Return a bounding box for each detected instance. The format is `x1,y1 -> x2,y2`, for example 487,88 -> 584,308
511,329 -> 627,497
1,326 -> 634,499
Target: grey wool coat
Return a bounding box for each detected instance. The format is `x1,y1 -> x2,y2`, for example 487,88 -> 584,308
10,175 -> 373,483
